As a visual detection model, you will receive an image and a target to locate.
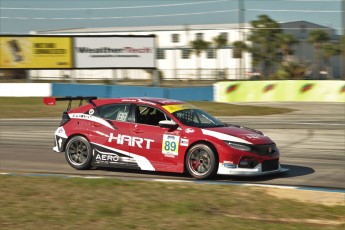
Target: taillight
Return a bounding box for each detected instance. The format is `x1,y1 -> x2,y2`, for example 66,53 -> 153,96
60,111 -> 71,126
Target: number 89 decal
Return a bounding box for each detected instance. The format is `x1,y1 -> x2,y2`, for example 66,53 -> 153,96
162,134 -> 180,156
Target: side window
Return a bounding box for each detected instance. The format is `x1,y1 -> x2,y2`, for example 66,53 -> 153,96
174,109 -> 197,126
95,104 -> 130,122
136,105 -> 170,126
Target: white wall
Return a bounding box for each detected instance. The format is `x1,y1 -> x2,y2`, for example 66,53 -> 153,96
0,83 -> 52,96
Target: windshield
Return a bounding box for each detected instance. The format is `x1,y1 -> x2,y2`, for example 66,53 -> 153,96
172,109 -> 225,128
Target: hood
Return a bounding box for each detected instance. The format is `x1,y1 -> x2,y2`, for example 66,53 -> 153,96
203,125 -> 273,145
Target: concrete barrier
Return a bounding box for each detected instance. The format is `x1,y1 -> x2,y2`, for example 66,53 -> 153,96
2,81 -> 343,102
214,80 -> 345,102
52,83 -> 213,101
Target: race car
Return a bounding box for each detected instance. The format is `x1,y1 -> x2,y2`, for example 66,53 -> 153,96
44,96 -> 283,179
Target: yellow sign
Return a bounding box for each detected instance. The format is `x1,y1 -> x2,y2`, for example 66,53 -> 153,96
162,104 -> 195,113
0,36 -> 72,68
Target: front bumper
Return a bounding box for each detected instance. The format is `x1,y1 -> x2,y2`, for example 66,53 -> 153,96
217,162 -> 288,176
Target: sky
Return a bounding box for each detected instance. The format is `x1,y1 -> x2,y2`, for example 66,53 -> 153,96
0,0 -> 343,35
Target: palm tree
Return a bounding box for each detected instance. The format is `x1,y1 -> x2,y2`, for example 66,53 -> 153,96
278,33 -> 298,62
190,39 -> 210,79
247,15 -> 283,79
276,61 -> 309,79
320,42 -> 341,78
213,34 -> 228,78
307,29 -> 330,78
232,41 -> 247,78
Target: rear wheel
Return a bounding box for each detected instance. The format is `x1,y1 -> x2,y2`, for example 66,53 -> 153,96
65,136 -> 92,170
185,144 -> 218,179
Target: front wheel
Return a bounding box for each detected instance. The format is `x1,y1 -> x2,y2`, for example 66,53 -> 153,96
185,144 -> 218,179
65,136 -> 92,170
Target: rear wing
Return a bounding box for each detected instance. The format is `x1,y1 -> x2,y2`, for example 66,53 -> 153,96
43,96 -> 97,111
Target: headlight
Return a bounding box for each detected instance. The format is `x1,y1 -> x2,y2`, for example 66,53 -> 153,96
225,141 -> 252,152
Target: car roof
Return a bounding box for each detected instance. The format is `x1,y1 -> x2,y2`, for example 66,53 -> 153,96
93,97 -> 187,107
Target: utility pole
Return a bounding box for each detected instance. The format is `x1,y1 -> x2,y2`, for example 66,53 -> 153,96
340,0 -> 345,80
238,0 -> 245,79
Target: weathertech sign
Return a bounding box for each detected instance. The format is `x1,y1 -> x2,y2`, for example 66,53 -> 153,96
74,36 -> 155,68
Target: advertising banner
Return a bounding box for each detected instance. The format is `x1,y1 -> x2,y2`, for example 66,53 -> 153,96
0,36 -> 72,68
214,80 -> 345,102
74,36 -> 155,68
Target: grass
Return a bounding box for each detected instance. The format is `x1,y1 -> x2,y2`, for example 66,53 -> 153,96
0,175 -> 344,230
1,97 -> 294,118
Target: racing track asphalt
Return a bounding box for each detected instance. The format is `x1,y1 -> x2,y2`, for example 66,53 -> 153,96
0,102 -> 344,189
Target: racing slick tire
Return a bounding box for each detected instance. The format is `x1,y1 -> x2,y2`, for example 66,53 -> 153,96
185,143 -> 218,179
65,136 -> 92,170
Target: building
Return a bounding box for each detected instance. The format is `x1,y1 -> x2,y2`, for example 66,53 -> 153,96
28,21 -> 342,81
280,21 -> 341,79
30,23 -> 252,81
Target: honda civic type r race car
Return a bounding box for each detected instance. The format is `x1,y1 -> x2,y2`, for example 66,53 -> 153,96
44,96 -> 283,179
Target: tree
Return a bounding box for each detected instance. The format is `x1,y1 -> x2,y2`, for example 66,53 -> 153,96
307,29 -> 330,78
213,34 -> 228,78
247,15 -> 283,79
232,41 -> 247,59
277,33 -> 298,62
190,39 -> 210,79
276,61 -> 309,79
232,41 -> 247,78
320,42 -> 341,78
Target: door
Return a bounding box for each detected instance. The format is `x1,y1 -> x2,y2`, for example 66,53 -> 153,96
129,104 -> 182,172
86,103 -> 139,169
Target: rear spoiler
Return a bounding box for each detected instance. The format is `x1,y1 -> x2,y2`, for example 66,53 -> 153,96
43,96 -> 97,111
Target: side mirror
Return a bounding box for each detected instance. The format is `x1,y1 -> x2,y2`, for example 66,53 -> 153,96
159,120 -> 178,129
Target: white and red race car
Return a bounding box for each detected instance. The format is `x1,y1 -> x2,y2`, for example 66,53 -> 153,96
44,96 -> 283,179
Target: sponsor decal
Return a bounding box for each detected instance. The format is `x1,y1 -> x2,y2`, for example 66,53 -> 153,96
263,84 -> 276,93
162,104 -> 195,113
69,113 -> 115,130
137,99 -> 156,106
180,138 -> 189,146
91,142 -> 155,171
95,152 -> 120,162
108,133 -> 154,149
245,134 -> 262,140
185,128 -> 195,133
55,127 -> 68,138
162,134 -> 180,156
226,84 -> 239,94
202,129 -> 252,144
70,113 -> 92,119
158,99 -> 180,104
300,83 -> 314,93
340,85 -> 345,93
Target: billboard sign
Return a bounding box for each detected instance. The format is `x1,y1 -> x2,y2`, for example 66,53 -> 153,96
0,36 -> 72,68
74,36 -> 155,69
